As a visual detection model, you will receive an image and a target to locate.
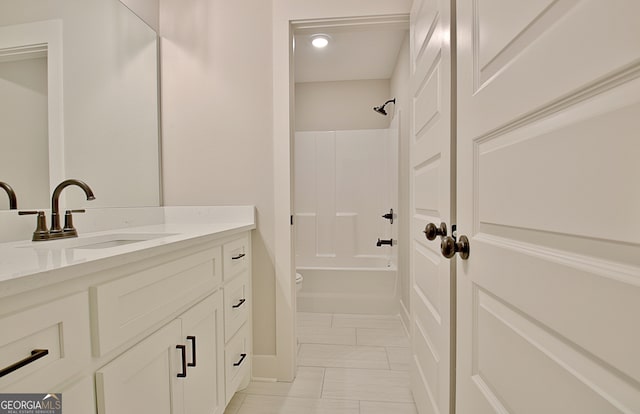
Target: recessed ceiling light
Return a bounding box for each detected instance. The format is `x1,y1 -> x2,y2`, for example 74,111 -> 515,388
311,34 -> 330,48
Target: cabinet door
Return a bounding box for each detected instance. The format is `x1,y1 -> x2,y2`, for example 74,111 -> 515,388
180,292 -> 225,414
96,320 -> 184,414
58,376 -> 96,414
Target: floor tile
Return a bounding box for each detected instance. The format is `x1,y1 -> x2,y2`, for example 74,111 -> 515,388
322,368 -> 413,403
236,394 -> 359,414
357,327 -> 409,347
298,326 -> 356,345
298,344 -> 389,369
360,401 -> 418,414
224,392 -> 246,414
387,346 -> 411,371
332,314 -> 403,330
240,367 -> 325,398
297,312 -> 333,328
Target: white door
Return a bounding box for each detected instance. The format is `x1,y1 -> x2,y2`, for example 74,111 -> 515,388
409,0 -> 455,412
456,1 -> 640,412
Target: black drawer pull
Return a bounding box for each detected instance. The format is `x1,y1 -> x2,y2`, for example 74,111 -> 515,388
232,299 -> 246,309
233,353 -> 247,367
176,345 -> 187,378
231,253 -> 245,260
0,349 -> 49,378
187,336 -> 196,367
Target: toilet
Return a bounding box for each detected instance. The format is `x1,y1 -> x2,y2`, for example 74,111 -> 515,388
295,272 -> 303,293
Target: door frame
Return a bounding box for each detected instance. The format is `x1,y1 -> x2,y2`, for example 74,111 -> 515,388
271,0 -> 412,381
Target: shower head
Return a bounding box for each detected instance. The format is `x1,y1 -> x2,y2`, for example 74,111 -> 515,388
373,105 -> 388,116
373,98 -> 396,116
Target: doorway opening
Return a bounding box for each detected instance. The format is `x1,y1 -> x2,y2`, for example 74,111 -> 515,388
291,14 -> 411,341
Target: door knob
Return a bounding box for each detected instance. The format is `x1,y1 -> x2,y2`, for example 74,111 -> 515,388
440,235 -> 470,260
424,222 -> 447,240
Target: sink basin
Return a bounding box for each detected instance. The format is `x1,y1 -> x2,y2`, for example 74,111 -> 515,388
75,239 -> 153,249
72,233 -> 178,250
19,233 -> 178,250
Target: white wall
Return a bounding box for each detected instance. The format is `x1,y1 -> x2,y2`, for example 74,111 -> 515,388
295,79 -> 390,131
159,0 -> 276,358
390,33 -> 411,329
0,57 -> 49,210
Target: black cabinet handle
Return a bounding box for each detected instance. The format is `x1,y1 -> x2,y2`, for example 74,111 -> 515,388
176,345 -> 187,378
187,336 -> 196,367
232,253 -> 245,260
0,349 -> 49,378
233,353 -> 247,367
232,299 -> 246,309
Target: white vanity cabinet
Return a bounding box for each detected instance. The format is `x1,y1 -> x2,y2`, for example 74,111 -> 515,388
94,233 -> 251,414
0,220 -> 253,414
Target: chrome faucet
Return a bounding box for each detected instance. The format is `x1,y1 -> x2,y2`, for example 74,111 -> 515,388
50,179 -> 95,237
0,181 -> 17,210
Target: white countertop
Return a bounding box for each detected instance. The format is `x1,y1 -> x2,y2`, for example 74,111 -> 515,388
0,206 -> 255,298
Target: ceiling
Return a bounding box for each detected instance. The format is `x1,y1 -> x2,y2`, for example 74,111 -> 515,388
294,21 -> 409,84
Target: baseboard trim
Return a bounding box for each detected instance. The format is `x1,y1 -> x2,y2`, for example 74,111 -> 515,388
399,298 -> 411,337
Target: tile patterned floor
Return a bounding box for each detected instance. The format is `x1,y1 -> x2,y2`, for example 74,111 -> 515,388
224,312 -> 416,414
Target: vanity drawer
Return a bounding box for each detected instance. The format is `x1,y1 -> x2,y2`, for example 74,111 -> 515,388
223,271 -> 249,342
223,236 -> 249,280
224,324 -> 250,404
91,247 -> 222,356
0,292 -> 91,392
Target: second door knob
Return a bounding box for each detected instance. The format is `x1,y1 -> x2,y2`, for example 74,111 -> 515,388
424,222 -> 447,240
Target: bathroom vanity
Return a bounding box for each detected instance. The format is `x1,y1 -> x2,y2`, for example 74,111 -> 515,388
0,206 -> 254,414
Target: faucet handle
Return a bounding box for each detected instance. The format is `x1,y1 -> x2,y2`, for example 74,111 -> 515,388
19,211 -> 50,241
63,209 -> 86,236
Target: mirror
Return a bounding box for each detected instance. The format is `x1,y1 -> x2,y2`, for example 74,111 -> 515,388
0,0 -> 160,210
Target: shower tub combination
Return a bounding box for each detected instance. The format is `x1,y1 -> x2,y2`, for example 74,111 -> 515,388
296,261 -> 399,315
294,125 -> 399,315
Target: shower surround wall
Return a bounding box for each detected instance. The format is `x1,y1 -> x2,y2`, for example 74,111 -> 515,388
295,128 -> 398,314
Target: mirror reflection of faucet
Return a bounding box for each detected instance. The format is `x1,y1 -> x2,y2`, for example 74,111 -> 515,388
0,181 -> 17,210
19,179 -> 95,241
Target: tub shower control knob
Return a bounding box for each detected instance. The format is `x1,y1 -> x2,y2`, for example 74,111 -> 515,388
424,222 -> 447,241
440,235 -> 470,260
382,209 -> 394,224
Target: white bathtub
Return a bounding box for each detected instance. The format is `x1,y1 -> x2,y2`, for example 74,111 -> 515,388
296,265 -> 398,315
